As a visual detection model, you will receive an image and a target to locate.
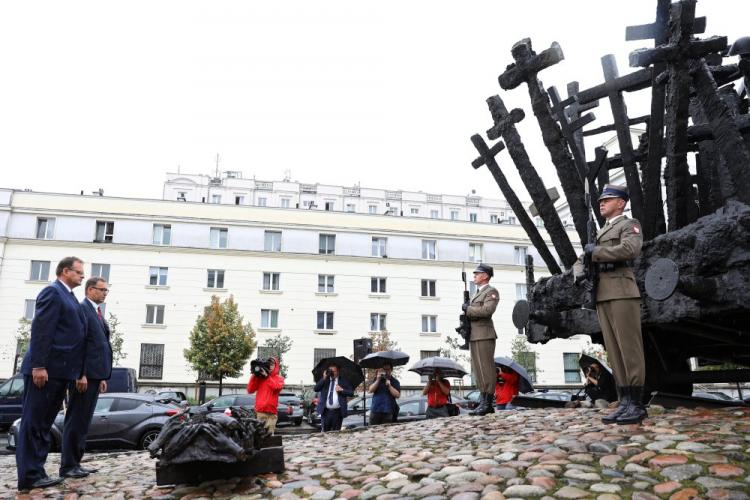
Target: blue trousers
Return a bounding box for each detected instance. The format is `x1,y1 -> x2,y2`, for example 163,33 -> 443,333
15,376 -> 68,489
60,379 -> 101,474
321,408 -> 343,432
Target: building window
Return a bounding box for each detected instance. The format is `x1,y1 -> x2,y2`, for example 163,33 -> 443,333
24,299 -> 36,321
370,313 -> 386,331
421,279 -> 436,297
211,194 -> 221,204
152,224 -> 171,245
368,205 -> 377,214
314,348 -> 336,367
469,213 -> 478,222
207,269 -> 225,289
145,305 -> 165,325
490,214 -> 499,224
508,216 -> 517,225
420,350 -> 441,382
318,274 -> 334,293
564,353 -> 582,383
317,311 -> 334,330
210,227 -> 228,249
257,197 -> 267,207
264,231 -> 281,252
371,277 -> 386,294
29,260 -> 50,281
36,217 -> 55,239
516,351 -> 537,383
95,221 -> 115,243
469,243 -> 483,263
422,240 -> 437,260
516,283 -> 527,300
421,315 -> 437,333
263,272 -> 280,291
514,246 -> 528,265
450,210 -> 459,220
430,210 -> 439,219
325,201 -> 334,211
139,343 -> 164,379
280,198 -> 290,208
177,191 -> 187,201
261,309 -> 279,328
235,196 -> 244,205
410,207 -> 419,215
91,263 -> 110,282
371,237 -> 387,257
345,203 -> 355,213
148,266 -> 168,286
319,234 -> 336,255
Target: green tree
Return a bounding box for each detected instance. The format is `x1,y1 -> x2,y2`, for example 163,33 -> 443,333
106,313 -> 127,365
439,333 -> 471,367
260,333 -> 293,378
184,295 -> 256,395
366,329 -> 403,379
14,318 -> 31,373
510,335 -> 539,383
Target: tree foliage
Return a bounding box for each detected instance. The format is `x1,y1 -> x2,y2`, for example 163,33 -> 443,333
106,313 -> 127,365
261,333 -> 293,378
510,334 -> 539,382
184,295 -> 256,392
15,318 -> 31,364
439,333 -> 471,367
367,329 -> 403,377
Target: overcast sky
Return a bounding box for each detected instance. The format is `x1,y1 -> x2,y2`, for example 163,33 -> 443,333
0,1 -> 745,201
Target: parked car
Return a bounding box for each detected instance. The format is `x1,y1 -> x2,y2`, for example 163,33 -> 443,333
155,390 -> 189,407
341,395 -> 469,430
0,373 -> 24,431
463,390 -> 482,410
7,393 -> 181,451
108,367 -> 138,393
193,393 -> 302,426
278,392 -> 304,426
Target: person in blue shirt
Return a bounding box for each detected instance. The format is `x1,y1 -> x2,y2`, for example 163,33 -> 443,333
367,363 -> 400,425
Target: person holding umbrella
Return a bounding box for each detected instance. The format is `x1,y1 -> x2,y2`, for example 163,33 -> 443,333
368,362 -> 401,425
495,365 -> 520,410
314,362 -> 354,432
423,368 -> 451,418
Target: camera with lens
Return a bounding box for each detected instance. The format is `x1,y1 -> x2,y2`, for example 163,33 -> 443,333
251,358 -> 271,378
325,368 -> 334,378
379,372 -> 386,381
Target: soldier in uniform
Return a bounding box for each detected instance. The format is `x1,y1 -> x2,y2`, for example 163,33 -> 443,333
583,184 -> 646,425
464,263 -> 499,416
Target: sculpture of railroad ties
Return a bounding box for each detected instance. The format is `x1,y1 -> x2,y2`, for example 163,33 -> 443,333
148,406 -> 285,486
470,0 -> 750,396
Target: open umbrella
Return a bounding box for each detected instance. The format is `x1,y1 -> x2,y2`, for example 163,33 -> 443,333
312,356 -> 364,388
409,357 -> 468,379
494,356 -> 534,393
578,354 -> 612,373
579,354 -> 617,402
359,350 -> 410,369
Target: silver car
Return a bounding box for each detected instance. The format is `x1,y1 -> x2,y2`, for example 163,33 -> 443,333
8,393 -> 181,451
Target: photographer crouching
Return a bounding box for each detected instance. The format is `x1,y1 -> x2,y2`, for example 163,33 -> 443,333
247,357 -> 285,435
313,362 -> 353,432
423,368 -> 451,419
368,363 -> 401,425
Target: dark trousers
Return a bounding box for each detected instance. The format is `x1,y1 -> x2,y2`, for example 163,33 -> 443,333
370,411 -> 393,425
61,379 -> 101,474
15,376 -> 68,489
321,408 -> 343,432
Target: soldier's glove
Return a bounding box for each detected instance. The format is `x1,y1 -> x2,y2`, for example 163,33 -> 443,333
579,279 -> 594,292
583,243 -> 595,257
461,303 -> 468,312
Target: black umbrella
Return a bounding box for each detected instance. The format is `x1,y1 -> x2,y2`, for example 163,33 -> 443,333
578,354 -> 612,374
358,350 -> 410,369
579,354 -> 616,398
494,356 -> 534,393
409,357 -> 468,379
312,356 -> 364,388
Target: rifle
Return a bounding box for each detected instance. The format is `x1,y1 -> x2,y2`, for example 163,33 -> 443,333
455,263 -> 472,350
582,164 -> 599,311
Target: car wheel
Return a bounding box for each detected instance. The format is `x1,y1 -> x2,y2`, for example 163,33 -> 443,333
139,429 -> 161,450
294,418 -> 302,426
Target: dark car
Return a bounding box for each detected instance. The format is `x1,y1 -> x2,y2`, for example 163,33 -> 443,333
8,393 -> 181,451
463,390 -> 482,410
0,373 -> 24,430
108,367 -> 138,393
692,391 -> 737,401
278,393 -> 304,426
341,395 -> 469,430
193,393 -> 301,426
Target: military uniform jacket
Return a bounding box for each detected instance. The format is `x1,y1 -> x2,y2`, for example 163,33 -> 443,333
593,215 -> 643,302
466,284 -> 499,340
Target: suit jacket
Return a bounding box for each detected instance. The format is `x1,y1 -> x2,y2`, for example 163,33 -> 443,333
593,216 -> 643,302
21,280 -> 86,380
314,377 -> 354,417
466,284 -> 499,340
80,299 -> 113,380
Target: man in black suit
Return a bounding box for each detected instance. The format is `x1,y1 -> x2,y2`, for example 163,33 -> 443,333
60,277 -> 113,479
314,362 -> 353,432
16,256 -> 86,490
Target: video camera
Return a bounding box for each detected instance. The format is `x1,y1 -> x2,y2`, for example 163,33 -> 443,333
250,358 -> 272,378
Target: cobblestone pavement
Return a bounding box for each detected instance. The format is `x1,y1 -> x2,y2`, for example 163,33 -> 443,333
2,406 -> 749,499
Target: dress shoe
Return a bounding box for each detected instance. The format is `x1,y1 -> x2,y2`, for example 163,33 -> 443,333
29,476 -> 64,489
79,466 -> 99,474
61,467 -> 89,479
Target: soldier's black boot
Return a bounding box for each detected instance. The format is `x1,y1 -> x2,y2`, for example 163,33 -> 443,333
485,392 -> 495,414
617,386 -> 648,425
470,393 -> 491,416
602,386 -> 630,424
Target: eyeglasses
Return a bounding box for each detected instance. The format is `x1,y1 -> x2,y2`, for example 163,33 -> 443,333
66,268 -> 85,276
93,287 -> 109,293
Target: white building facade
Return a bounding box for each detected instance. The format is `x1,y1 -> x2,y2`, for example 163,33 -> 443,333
0,185 -> 589,390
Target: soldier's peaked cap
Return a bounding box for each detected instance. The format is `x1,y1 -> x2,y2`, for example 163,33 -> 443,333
598,184 -> 629,202
473,263 -> 494,277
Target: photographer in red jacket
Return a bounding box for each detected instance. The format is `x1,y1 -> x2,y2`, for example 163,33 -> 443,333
247,357 -> 285,435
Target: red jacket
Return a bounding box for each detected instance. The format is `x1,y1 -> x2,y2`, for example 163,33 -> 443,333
495,371 -> 519,405
246,357 -> 285,414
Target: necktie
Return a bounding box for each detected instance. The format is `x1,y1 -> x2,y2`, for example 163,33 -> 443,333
328,379 -> 335,405
97,306 -> 103,321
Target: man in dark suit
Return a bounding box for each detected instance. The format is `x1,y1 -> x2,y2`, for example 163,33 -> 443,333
16,256 -> 86,490
60,277 -> 113,479
314,362 -> 353,432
